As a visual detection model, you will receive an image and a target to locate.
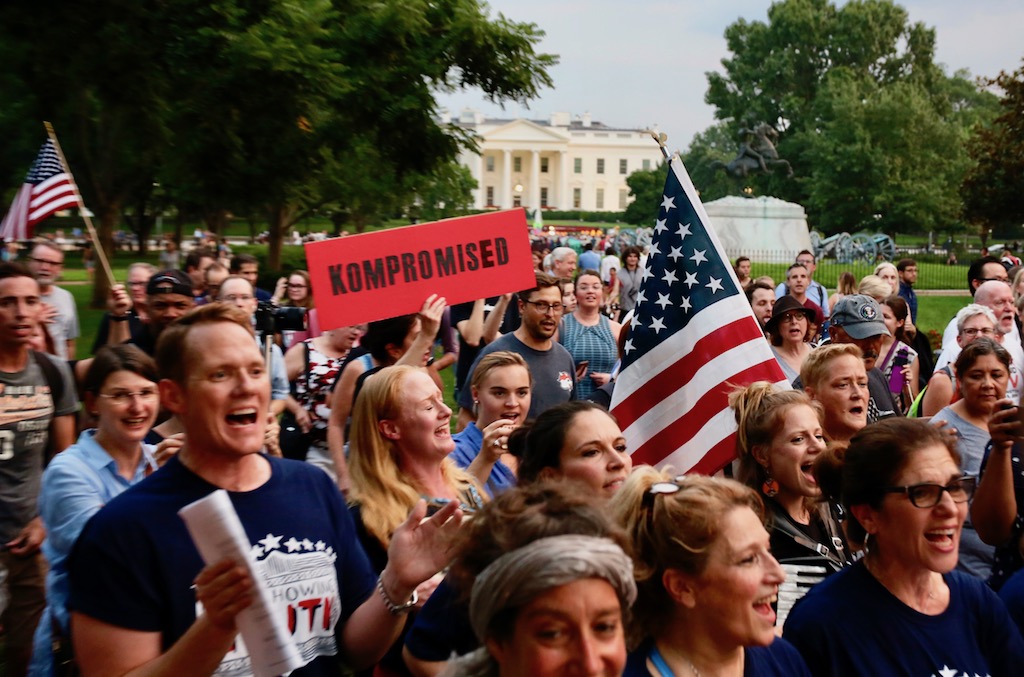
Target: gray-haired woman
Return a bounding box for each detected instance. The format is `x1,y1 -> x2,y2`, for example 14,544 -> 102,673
444,534 -> 637,677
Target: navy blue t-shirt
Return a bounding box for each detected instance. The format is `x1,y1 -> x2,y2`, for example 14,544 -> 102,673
784,560 -> 1024,676
69,454 -> 376,675
622,638 -> 809,676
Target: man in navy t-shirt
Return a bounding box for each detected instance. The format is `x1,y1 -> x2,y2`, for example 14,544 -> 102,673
69,304 -> 461,676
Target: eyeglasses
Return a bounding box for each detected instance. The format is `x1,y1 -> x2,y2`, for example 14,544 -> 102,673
979,277 -> 1010,285
961,327 -> 997,337
29,256 -> 63,267
879,476 -> 976,508
98,388 -> 159,405
780,312 -> 807,323
524,300 -> 564,314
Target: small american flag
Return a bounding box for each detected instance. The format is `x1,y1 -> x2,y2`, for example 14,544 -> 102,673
610,156 -> 787,474
1,139 -> 79,242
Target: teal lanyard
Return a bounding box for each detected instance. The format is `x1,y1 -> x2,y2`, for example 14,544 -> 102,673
648,645 -> 676,677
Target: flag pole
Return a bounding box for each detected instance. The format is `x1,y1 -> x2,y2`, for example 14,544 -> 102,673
42,121 -> 116,288
649,130 -> 671,160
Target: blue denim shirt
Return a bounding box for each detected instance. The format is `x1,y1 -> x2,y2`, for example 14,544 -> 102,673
31,430 -> 155,675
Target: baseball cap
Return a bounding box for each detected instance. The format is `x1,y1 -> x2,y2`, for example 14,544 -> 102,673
831,294 -> 891,339
146,270 -> 193,297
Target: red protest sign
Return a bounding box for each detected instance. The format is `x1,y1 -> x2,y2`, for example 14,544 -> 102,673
305,209 -> 535,330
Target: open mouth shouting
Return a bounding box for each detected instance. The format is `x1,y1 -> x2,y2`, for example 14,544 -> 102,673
226,408 -> 260,427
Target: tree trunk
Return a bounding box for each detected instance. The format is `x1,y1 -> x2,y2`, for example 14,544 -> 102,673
203,208 -> 229,239
266,203 -> 297,271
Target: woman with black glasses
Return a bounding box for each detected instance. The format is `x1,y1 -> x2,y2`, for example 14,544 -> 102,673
786,418 -> 1024,675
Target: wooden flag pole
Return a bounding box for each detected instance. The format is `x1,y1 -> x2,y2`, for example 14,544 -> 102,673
42,121 -> 116,288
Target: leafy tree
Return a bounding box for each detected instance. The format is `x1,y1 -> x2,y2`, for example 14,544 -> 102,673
702,0 -> 994,236
408,163 -> 478,223
623,164 -> 665,225
0,0 -> 556,297
962,61 -> 1024,234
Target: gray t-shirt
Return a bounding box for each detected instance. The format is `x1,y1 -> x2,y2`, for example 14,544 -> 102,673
457,333 -> 577,419
41,285 -> 80,360
0,353 -> 77,541
931,406 -> 995,580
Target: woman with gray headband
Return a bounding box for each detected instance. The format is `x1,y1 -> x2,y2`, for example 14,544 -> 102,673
610,468 -> 810,676
444,534 -> 636,677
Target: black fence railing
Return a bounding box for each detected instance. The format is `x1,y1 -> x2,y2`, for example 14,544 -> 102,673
730,249 -> 972,292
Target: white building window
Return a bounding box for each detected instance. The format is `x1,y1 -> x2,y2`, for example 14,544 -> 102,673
573,188 -> 582,209
574,158 -> 582,174
540,187 -> 548,207
513,156 -> 522,173
642,159 -> 651,171
597,158 -> 605,174
619,159 -> 628,175
619,189 -> 628,209
486,156 -> 495,172
486,186 -> 494,205
596,189 -> 604,209
513,194 -> 522,207
541,157 -> 549,173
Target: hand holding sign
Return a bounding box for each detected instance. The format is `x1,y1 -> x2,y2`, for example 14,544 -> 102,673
305,210 -> 535,330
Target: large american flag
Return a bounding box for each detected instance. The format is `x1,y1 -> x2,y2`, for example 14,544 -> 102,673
610,156 -> 787,474
0,139 -> 79,242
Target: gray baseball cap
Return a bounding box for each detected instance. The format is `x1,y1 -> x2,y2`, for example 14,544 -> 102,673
830,294 -> 891,339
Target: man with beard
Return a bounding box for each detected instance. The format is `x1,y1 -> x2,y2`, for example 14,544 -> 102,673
26,241 -> 79,359
745,281 -> 775,332
457,273 -> 577,420
826,295 -> 900,423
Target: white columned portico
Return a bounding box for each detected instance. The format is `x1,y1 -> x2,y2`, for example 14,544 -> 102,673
474,153 -> 484,209
560,151 -> 570,209
502,149 -> 512,209
530,150 -> 540,212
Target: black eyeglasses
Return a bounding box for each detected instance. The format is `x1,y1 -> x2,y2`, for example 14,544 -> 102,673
523,300 -> 564,314
979,277 -> 1010,285
880,476 -> 976,508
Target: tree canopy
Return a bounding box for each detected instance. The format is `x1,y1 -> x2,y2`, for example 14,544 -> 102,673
696,0 -> 1000,236
962,61 -> 1024,232
0,0 -> 556,303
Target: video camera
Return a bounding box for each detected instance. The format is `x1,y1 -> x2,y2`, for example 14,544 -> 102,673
254,301 -> 307,335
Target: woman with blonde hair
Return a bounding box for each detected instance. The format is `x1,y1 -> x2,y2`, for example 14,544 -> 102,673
857,274 -> 891,302
610,467 -> 808,676
729,383 -> 850,626
451,351 -> 531,496
349,365 -> 485,566
348,364 -> 486,674
828,271 -> 857,313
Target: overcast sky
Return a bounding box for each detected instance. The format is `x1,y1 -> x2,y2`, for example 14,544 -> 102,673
436,0 -> 1023,150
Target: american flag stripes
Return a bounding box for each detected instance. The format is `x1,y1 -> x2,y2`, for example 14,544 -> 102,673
610,156 -> 787,474
1,139 -> 79,242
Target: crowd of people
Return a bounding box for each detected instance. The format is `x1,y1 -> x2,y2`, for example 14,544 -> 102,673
4,233 -> 1024,677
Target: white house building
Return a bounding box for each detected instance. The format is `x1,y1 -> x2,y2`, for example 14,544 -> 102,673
448,109 -> 664,212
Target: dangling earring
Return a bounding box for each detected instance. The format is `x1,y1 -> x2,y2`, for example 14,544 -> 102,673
762,470 -> 779,498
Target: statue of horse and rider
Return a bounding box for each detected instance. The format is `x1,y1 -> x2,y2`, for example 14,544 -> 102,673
711,122 -> 793,179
